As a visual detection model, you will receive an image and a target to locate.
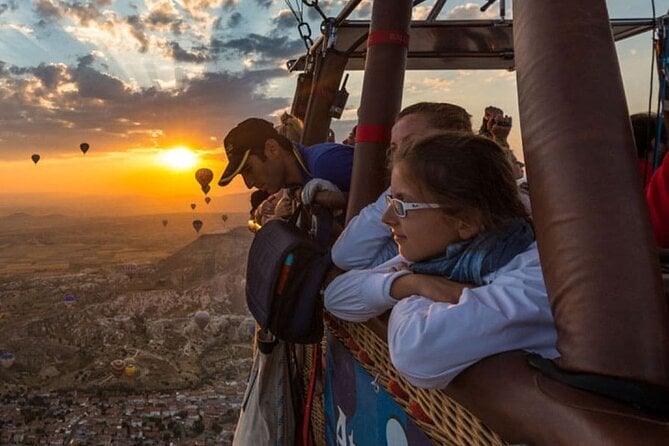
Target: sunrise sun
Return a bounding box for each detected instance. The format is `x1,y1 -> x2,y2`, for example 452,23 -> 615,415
158,147 -> 198,171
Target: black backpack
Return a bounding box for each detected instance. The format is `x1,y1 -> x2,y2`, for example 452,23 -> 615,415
245,206 -> 332,344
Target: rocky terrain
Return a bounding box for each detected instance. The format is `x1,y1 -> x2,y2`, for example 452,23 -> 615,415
0,212 -> 256,395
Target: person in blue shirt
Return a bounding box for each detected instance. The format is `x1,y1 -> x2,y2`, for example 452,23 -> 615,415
218,118 -> 353,213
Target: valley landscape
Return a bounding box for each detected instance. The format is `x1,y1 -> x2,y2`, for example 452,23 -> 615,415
0,210 -> 256,444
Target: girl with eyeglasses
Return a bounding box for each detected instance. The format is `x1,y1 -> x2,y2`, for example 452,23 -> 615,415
324,132 -> 558,389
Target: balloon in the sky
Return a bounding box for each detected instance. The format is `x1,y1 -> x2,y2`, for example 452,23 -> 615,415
201,184 -> 211,195
123,263 -> 137,276
204,197 -> 211,205
31,154 -> 40,165
110,359 -> 125,377
124,364 -> 138,378
80,142 -> 90,154
162,219 -> 168,227
221,214 -> 228,222
0,352 -> 15,369
63,293 -> 76,307
192,219 -> 203,233
194,310 -> 210,331
190,203 -> 196,210
195,168 -> 214,188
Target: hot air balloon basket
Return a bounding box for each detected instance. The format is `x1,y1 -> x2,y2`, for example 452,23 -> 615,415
322,314 -> 507,446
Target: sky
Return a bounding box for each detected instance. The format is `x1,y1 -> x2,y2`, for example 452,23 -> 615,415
0,0 -> 666,216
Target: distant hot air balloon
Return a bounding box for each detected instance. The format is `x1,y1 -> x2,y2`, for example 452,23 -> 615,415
221,214 -> 228,222
123,263 -> 137,277
194,310 -> 210,331
190,203 -> 196,210
0,352 -> 15,369
204,197 -> 211,205
192,219 -> 203,233
195,168 -> 214,192
63,293 -> 76,307
201,184 -> 211,195
31,154 -> 40,165
124,364 -> 138,384
110,359 -> 125,377
162,219 -> 168,227
80,142 -> 90,154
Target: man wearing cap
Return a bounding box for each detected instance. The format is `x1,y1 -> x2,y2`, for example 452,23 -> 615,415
218,118 -> 353,213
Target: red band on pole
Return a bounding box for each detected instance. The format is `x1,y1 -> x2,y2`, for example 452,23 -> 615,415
367,30 -> 410,48
356,124 -> 392,143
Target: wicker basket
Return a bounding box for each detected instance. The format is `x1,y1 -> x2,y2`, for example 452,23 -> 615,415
321,313 -> 507,446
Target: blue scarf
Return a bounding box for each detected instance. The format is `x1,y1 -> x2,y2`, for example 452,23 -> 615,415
410,218 -> 535,286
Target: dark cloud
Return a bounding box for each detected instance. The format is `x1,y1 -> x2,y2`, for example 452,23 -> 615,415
222,0 -> 237,10
0,61 -> 290,160
255,0 -> 272,9
0,1 -> 18,16
273,9 -> 295,30
33,63 -> 70,90
66,1 -> 105,25
228,11 -> 242,28
35,0 -> 61,21
73,66 -> 129,101
211,34 -> 303,64
168,42 -> 212,63
126,15 -> 150,53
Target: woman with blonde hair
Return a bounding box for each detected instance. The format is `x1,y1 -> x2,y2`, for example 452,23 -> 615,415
275,111 -> 304,143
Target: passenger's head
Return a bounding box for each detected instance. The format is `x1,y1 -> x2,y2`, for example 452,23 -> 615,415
218,118 -> 295,194
382,132 -> 528,262
631,113 -> 667,161
275,112 -> 304,143
391,102 -> 472,153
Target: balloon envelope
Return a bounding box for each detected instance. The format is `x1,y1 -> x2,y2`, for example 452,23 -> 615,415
31,154 -> 40,164
64,293 -> 76,306
195,168 -> 214,188
221,214 -> 228,222
80,142 -> 90,154
201,184 -> 211,195
194,310 -> 210,330
204,197 -> 211,205
190,203 -> 196,210
162,219 -> 168,227
124,364 -> 137,378
192,219 -> 203,233
0,352 -> 15,369
110,359 -> 125,377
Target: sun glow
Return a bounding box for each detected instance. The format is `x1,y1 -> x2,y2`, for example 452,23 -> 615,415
157,147 -> 199,171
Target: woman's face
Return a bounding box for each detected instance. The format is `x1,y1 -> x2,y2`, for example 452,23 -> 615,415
382,162 -> 472,262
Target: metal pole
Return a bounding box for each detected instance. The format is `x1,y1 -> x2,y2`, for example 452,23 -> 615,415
514,0 -> 669,385
345,0 -> 413,221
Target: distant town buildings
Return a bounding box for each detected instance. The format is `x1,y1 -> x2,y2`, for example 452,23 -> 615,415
0,382 -> 245,444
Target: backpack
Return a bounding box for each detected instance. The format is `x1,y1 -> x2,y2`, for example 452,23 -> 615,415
245,206 -> 332,344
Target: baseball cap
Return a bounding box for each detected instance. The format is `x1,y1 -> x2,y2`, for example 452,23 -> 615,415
218,118 -> 280,187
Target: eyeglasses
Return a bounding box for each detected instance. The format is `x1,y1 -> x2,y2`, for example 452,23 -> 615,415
385,195 -> 445,218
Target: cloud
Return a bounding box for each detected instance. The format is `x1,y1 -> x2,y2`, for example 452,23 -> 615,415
255,0 -> 272,8
167,42 -> 212,63
447,3 -> 501,20
0,1 -> 18,16
273,9 -> 295,30
211,33 -> 303,65
126,15 -> 150,52
227,11 -> 243,28
35,0 -> 62,22
0,59 -> 290,160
